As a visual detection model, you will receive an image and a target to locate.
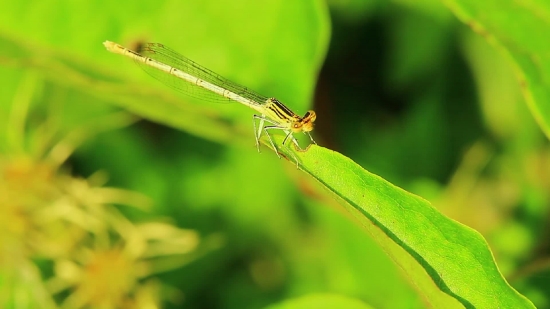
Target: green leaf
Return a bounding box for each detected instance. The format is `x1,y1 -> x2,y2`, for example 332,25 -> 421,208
276,143 -> 535,308
263,293 -> 374,309
442,0 -> 550,139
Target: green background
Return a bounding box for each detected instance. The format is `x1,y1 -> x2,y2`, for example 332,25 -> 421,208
0,0 -> 549,308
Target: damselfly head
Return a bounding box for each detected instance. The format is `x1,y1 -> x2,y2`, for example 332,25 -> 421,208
291,110 -> 316,133
301,110 -> 316,132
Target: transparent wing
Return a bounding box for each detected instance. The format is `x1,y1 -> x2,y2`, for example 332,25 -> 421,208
136,43 -> 269,104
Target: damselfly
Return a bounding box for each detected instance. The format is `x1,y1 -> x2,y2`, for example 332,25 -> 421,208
103,41 -> 317,162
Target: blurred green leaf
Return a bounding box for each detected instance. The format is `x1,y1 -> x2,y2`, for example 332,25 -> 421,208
281,144 -> 535,308
263,293 -> 373,309
442,0 -> 550,139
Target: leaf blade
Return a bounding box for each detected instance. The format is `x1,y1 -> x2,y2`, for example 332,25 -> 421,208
286,144 -> 535,308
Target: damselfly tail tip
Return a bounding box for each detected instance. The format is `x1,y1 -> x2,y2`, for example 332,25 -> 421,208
103,40 -> 117,51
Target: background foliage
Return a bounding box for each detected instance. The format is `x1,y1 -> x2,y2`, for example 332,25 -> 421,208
0,0 -> 549,308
